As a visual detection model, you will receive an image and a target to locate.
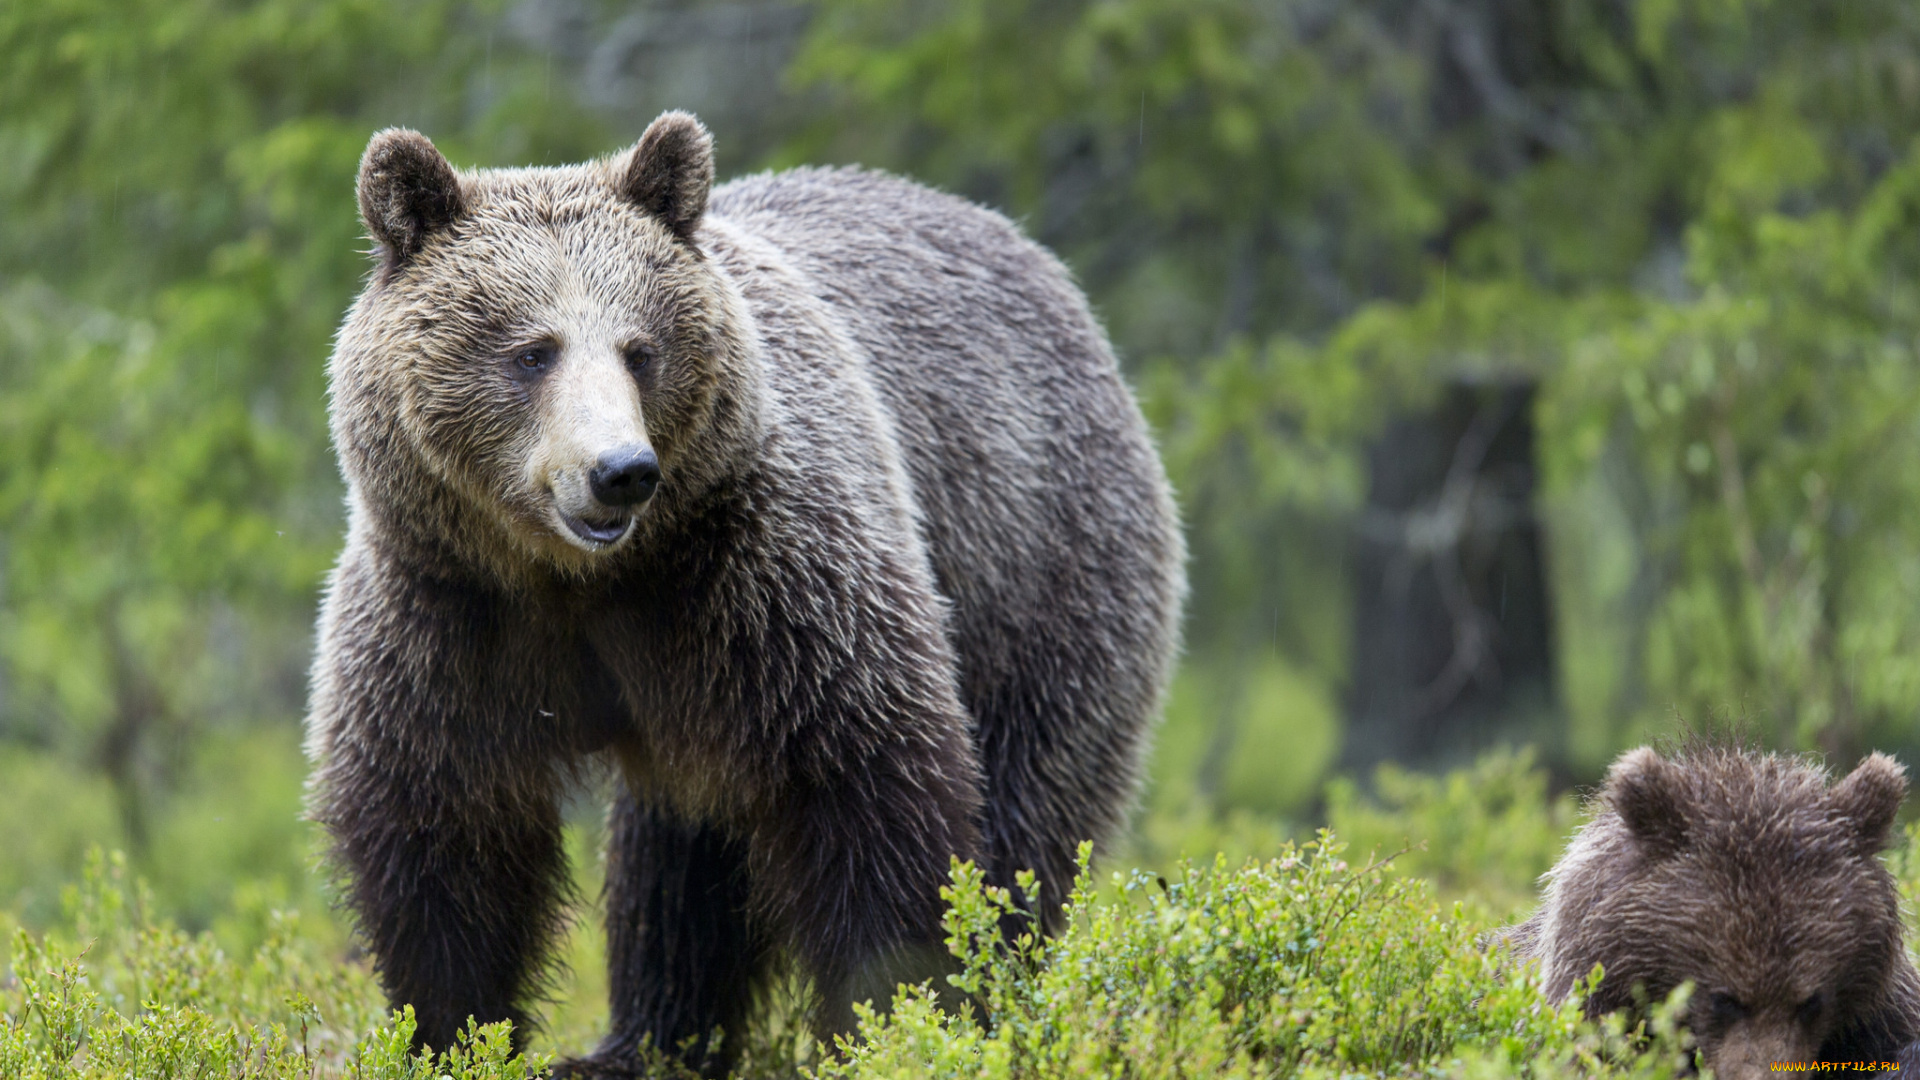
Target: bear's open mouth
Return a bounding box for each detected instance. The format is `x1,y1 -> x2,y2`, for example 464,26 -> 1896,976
558,508 -> 634,548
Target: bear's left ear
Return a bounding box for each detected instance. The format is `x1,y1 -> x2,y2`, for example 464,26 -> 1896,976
616,111 -> 714,245
1832,753 -> 1907,855
1607,747 -> 1689,859
357,128 -> 467,267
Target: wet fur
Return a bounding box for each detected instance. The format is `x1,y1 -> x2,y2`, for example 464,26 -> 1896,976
306,113 -> 1185,1074
1500,745 -> 1920,1078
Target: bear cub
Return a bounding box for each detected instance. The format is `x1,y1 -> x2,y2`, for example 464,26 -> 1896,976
1505,745 -> 1920,1077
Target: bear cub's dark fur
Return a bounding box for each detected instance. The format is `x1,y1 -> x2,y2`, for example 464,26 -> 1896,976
1505,745 -> 1920,1077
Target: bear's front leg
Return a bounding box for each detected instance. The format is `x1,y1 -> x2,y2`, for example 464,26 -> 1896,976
307,552 -> 575,1054
700,506 -> 991,1040
750,725 -> 985,1039
559,791 -> 772,1079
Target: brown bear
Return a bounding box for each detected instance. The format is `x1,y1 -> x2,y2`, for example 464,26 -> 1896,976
304,111 -> 1185,1076
1502,745 -> 1920,1077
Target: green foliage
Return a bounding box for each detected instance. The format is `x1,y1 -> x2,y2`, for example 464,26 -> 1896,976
7,2 -> 1920,1071
0,724 -> 328,940
1325,747 -> 1579,918
0,0 -> 608,854
790,0 -> 1440,347
0,746 -> 120,927
1540,135 -> 1920,757
7,0 -> 1919,910
0,852 -> 545,1079
16,750 -> 1906,1078
1877,819 -> 1920,942
791,0 -> 1920,774
1147,655 -> 1339,823
0,280 -> 329,865
815,838 -> 1697,1080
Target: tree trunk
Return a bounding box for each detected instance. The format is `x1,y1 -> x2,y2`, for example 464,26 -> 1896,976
99,602 -> 161,855
1342,379 -> 1559,776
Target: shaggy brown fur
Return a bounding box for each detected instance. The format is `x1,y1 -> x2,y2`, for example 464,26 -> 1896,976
305,111 -> 1185,1076
1502,746 -> 1920,1078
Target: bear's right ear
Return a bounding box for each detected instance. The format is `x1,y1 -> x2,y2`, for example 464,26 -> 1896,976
357,128 -> 466,267
1607,747 -> 1688,859
1832,753 -> 1907,856
616,111 -> 714,245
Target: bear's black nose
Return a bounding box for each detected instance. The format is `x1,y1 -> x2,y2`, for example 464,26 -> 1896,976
590,445 -> 661,506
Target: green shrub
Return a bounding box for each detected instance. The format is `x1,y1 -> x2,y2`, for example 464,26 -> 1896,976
0,754 -> 1751,1078
816,837 -> 1693,1080
0,851 -> 547,1079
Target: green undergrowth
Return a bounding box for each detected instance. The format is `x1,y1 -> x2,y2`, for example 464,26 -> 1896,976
1,839 -> 1715,1080
814,838 -> 1696,1080
0,851 -> 542,1079
1323,747 -> 1581,920
0,748 -> 1801,1077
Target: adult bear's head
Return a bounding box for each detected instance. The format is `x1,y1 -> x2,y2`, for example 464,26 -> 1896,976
331,111 -> 755,579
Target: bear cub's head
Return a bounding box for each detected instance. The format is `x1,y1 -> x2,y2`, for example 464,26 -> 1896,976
332,111 -> 749,575
1535,746 -> 1915,1077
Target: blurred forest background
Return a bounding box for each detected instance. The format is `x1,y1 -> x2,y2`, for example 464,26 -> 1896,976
5,0 -> 1920,965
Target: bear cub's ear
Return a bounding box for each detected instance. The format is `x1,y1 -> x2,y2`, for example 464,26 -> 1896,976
617,111 -> 714,245
357,129 -> 466,267
1832,752 -> 1907,856
1607,747 -> 1688,859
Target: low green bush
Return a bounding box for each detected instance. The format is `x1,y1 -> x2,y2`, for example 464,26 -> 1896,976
2,837 -> 1712,1079
815,837 -> 1694,1080
8,749 -> 1831,1077
0,851 -> 544,1079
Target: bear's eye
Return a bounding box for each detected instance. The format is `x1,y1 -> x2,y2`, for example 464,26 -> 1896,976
623,342 -> 657,373
1797,992 -> 1825,1027
1708,992 -> 1747,1029
510,344 -> 556,379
